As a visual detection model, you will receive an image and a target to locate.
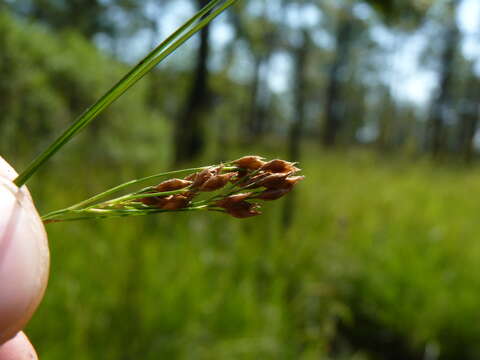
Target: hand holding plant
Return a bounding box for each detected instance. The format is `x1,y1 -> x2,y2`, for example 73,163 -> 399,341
0,157 -> 48,360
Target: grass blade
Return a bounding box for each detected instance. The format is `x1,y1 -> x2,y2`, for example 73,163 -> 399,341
14,0 -> 236,187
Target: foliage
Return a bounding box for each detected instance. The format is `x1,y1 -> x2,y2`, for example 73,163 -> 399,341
364,0 -> 434,29
20,149 -> 480,359
0,13 -> 168,168
6,0 -> 146,40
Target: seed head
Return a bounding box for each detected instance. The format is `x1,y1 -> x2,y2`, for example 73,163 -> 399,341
43,155 -> 304,223
160,195 -> 190,210
199,172 -> 237,192
284,175 -> 305,187
139,195 -> 161,206
190,167 -> 221,188
219,200 -> 262,219
138,195 -> 170,208
233,155 -> 266,170
184,172 -> 197,181
235,168 -> 249,180
155,178 -> 192,192
215,193 -> 252,208
242,172 -> 270,187
260,159 -> 300,174
252,173 -> 291,189
182,191 -> 197,200
255,188 -> 292,201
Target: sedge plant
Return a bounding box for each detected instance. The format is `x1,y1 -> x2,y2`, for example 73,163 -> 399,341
1,0 -> 240,351
10,0 -> 304,225
41,156 -> 304,223
0,1 -> 304,353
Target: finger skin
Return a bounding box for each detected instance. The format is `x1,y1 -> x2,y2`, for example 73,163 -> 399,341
0,332 -> 38,360
0,156 -> 50,346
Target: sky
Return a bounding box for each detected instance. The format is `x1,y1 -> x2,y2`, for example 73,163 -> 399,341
459,0 -> 480,66
390,0 -> 480,106
106,0 -> 480,108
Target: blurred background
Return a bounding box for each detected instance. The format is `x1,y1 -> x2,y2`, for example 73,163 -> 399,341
1,0 -> 480,358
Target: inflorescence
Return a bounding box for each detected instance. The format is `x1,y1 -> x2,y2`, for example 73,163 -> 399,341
41,156 -> 304,223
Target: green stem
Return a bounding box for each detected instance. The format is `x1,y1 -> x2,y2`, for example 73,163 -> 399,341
104,189 -> 188,205
40,164 -> 239,220
43,205 -> 209,223
66,166 -> 207,210
14,0 -> 236,187
41,208 -> 71,221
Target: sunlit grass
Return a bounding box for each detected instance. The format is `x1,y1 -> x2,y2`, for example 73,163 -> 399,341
25,150 -> 480,359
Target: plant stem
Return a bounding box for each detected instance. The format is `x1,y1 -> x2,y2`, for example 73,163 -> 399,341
63,166 -> 208,210
14,0 -> 236,187
105,189 -> 188,205
42,205 -> 209,223
40,164 -> 238,221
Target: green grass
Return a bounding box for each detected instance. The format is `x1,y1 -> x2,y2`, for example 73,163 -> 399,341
25,150 -> 480,359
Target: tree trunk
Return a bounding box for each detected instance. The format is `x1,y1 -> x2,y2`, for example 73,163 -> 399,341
246,56 -> 263,138
322,8 -> 354,148
462,111 -> 478,163
460,78 -> 479,163
284,31 -> 309,226
428,0 -> 460,158
288,32 -> 308,162
246,54 -> 271,140
174,0 -> 211,164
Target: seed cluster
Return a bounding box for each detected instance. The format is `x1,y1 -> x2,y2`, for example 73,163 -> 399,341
136,156 -> 304,218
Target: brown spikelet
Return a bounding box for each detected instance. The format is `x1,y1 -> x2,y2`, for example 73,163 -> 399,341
139,196 -> 161,206
183,190 -> 197,200
236,168 -> 249,179
233,156 -> 266,170
233,170 -> 260,187
255,188 -> 292,201
221,200 -> 262,219
252,173 -> 291,189
243,172 -> 270,187
260,159 -> 300,174
160,195 -> 190,210
284,175 -> 305,187
184,172 -> 197,181
138,195 -> 169,208
191,167 -> 218,188
155,178 -> 192,192
215,193 -> 253,208
199,172 -> 237,192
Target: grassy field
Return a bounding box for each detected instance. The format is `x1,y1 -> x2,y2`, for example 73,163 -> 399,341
23,150 -> 480,359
